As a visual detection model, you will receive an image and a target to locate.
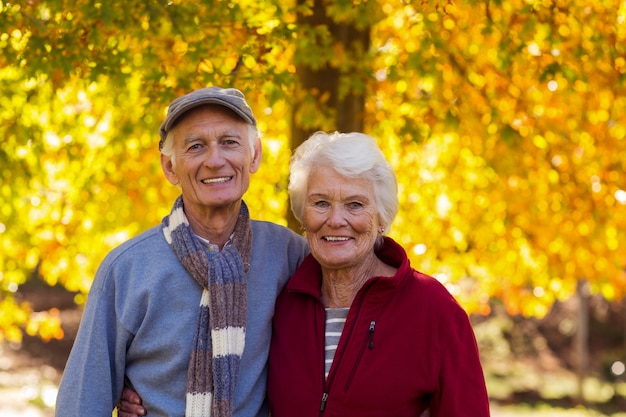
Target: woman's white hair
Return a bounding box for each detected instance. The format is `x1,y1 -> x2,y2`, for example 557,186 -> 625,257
288,131 -> 398,233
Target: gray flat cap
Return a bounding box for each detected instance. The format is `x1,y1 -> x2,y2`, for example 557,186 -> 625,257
159,86 -> 257,150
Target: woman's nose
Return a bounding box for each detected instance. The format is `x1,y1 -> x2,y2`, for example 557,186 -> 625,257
326,205 -> 348,227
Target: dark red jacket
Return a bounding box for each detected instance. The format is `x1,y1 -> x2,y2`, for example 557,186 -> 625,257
268,237 -> 490,417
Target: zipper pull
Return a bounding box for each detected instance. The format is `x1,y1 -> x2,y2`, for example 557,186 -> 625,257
320,392 -> 329,411
369,320 -> 375,349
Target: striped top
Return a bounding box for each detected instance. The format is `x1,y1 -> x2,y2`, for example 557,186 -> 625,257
324,308 -> 349,379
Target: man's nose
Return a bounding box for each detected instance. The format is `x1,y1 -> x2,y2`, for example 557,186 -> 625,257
203,144 -> 225,167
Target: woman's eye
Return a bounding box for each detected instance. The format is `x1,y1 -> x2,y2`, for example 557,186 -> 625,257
188,143 -> 201,151
314,200 -> 329,208
347,202 -> 363,209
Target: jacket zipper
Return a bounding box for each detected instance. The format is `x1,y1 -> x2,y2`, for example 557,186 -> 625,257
317,294 -> 328,415
319,279 -> 378,414
319,392 -> 328,411
343,318 -> 377,391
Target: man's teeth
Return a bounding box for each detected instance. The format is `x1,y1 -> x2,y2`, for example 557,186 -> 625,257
202,177 -> 231,184
324,236 -> 350,241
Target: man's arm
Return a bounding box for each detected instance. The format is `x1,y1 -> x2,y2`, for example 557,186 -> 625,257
55,266 -> 130,416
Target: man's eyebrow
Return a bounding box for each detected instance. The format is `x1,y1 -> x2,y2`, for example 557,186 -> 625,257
181,135 -> 203,145
180,129 -> 244,144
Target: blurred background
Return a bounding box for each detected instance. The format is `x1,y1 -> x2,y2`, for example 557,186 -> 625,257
1,0 -> 625,415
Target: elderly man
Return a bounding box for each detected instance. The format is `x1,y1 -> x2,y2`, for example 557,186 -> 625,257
55,87 -> 308,417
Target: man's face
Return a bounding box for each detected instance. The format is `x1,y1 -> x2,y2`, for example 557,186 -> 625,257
161,105 -> 261,214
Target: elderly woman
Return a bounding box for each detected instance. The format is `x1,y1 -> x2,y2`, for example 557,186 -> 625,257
268,131 -> 490,417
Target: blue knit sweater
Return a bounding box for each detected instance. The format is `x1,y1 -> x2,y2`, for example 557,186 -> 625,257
56,220 -> 308,417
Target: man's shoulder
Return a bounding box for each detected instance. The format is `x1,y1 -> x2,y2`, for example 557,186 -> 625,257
102,225 -> 168,264
250,220 -> 309,264
90,225 -> 177,293
251,220 -> 305,243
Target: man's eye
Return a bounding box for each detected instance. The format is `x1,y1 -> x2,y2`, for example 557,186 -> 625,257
222,137 -> 240,146
188,143 -> 201,151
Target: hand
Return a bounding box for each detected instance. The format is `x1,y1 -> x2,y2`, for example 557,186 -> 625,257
117,386 -> 146,417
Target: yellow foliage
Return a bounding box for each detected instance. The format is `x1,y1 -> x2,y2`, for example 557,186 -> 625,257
1,0 -> 626,346
0,296 -> 31,343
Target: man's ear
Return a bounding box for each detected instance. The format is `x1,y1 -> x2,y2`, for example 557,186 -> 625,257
161,153 -> 179,185
249,137 -> 262,173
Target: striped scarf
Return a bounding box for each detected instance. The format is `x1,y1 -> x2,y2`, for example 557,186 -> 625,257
162,196 -> 251,417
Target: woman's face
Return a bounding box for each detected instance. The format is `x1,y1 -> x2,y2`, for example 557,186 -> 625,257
302,166 -> 382,271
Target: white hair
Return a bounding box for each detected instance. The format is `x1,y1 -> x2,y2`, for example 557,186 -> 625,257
288,131 -> 398,232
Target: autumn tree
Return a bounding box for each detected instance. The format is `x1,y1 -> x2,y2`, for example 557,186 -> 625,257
1,0 -> 625,346
288,0 -> 375,230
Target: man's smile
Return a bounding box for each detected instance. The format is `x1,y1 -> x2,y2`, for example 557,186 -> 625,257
201,176 -> 233,184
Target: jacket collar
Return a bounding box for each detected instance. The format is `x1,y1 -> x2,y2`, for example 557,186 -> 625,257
285,236 -> 412,298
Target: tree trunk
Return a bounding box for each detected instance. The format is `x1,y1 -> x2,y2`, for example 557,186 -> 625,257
575,278 -> 590,405
287,0 -> 371,232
